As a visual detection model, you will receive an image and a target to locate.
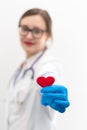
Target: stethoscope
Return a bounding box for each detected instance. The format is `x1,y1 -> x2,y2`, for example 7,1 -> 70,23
13,49 -> 46,86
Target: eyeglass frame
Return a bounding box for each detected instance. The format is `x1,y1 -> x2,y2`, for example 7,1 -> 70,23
19,25 -> 47,39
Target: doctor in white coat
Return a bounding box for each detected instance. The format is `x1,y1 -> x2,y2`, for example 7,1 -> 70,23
5,8 -> 70,130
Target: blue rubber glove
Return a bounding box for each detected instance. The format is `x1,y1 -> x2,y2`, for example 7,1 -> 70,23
40,85 -> 70,113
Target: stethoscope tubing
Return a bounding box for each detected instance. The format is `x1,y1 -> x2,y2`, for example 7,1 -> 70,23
13,49 -> 46,85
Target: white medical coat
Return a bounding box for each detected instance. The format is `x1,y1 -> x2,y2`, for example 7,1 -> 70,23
4,49 -> 64,130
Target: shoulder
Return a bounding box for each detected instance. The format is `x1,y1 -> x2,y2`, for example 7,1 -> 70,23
39,49 -> 60,64
38,49 -> 63,71
35,49 -> 64,85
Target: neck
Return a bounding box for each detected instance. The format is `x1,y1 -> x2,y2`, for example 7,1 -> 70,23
26,52 -> 36,59
26,48 -> 47,59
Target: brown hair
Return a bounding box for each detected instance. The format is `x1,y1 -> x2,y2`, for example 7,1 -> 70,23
18,8 -> 52,38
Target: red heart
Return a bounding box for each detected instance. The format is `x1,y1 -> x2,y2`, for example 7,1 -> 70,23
36,76 -> 55,87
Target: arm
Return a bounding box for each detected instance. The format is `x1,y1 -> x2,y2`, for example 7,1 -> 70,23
36,54 -> 70,113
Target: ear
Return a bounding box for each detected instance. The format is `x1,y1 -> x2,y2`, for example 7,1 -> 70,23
45,33 -> 50,41
46,38 -> 52,48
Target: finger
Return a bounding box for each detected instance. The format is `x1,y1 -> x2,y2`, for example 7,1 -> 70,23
54,100 -> 70,108
40,85 -> 67,94
41,93 -> 67,101
50,102 -> 66,113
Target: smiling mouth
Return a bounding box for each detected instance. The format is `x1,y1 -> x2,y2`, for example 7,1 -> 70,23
24,41 -> 34,46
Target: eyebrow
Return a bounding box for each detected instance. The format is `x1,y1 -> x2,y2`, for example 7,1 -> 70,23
20,24 -> 46,30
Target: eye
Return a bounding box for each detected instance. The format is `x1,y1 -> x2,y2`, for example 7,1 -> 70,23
33,28 -> 41,34
21,26 -> 29,32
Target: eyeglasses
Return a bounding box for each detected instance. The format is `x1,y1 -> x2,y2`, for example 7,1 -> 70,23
19,25 -> 47,39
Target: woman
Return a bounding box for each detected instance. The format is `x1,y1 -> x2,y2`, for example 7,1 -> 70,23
5,8 -> 70,130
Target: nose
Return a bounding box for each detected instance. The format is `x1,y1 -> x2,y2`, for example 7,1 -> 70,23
26,31 -> 33,39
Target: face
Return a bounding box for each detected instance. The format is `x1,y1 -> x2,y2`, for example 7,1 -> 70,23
19,15 -> 49,58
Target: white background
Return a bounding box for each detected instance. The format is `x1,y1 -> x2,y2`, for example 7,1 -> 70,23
0,0 -> 87,130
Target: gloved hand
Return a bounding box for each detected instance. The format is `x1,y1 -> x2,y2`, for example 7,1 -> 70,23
40,85 -> 70,113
